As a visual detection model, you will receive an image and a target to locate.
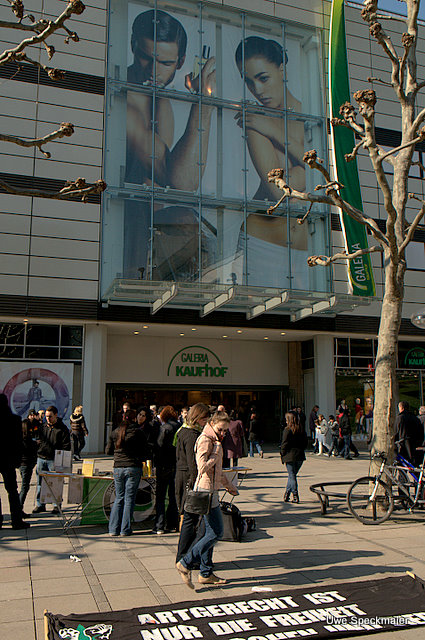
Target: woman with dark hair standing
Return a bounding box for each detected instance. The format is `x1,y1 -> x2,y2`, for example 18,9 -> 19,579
280,411 -> 308,503
106,409 -> 148,536
154,405 -> 180,534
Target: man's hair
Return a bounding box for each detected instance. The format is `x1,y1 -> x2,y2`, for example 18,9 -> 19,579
399,401 -> 409,411
131,9 -> 187,62
46,405 -> 58,414
235,36 -> 286,73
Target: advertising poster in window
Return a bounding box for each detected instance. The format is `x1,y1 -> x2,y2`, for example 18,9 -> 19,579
121,3 -> 318,289
0,362 -> 73,420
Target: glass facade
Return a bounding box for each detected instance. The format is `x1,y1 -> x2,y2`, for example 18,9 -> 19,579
102,0 -> 330,296
0,324 -> 83,362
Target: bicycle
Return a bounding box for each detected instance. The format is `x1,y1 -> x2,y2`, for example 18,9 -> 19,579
347,447 -> 425,525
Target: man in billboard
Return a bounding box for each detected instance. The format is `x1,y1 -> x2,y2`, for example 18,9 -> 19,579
125,9 -> 216,279
126,9 -> 215,189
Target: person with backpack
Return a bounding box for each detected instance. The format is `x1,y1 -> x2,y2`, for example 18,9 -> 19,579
280,412 -> 308,503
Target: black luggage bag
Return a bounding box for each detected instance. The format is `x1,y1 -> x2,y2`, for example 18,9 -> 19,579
220,501 -> 245,542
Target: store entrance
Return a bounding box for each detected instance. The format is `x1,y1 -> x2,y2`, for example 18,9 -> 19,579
105,384 -> 289,445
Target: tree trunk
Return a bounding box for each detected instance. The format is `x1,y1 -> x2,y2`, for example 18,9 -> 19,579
372,255 -> 405,465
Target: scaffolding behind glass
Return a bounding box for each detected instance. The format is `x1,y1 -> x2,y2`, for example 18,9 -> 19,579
102,0 -> 330,296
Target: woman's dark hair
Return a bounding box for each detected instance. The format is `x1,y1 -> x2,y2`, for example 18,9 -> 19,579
235,36 -> 286,73
137,406 -> 152,421
329,414 -> 335,421
116,409 -> 137,449
229,409 -> 238,421
131,9 -> 187,63
285,411 -> 301,434
160,405 -> 178,423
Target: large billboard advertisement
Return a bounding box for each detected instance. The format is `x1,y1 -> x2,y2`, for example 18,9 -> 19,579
104,1 -> 327,292
0,362 -> 74,420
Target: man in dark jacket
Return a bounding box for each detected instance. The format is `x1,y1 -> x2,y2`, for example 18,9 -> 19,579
0,394 -> 29,529
32,405 -> 71,514
395,401 -> 423,465
339,408 -> 353,460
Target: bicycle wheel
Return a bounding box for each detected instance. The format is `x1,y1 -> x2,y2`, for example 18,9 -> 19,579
347,476 -> 394,524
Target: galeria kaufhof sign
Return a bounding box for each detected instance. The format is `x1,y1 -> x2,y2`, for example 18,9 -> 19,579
167,346 -> 228,379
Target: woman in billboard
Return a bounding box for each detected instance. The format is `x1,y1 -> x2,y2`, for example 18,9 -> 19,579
234,36 -> 305,201
232,36 -> 308,289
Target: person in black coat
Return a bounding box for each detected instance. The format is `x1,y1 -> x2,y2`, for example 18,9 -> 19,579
153,405 -> 180,534
175,403 -> 210,562
339,408 -> 354,460
248,411 -> 264,457
32,405 -> 71,514
106,409 -> 148,536
395,401 -> 423,465
19,410 -> 40,515
280,411 -> 308,503
0,393 -> 29,529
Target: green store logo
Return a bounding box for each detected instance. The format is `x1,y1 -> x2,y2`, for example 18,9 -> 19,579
404,347 -> 425,368
167,346 -> 228,378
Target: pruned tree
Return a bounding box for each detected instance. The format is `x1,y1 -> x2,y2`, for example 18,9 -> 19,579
268,0 -> 425,461
0,0 -> 106,201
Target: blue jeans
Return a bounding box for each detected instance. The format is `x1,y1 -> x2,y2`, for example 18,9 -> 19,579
286,461 -> 303,493
19,463 -> 35,507
35,458 -> 55,507
181,504 -> 223,577
249,440 -> 263,456
109,467 -> 142,535
342,434 -> 351,459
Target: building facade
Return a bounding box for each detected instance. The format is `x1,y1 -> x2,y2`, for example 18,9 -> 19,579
0,0 -> 424,451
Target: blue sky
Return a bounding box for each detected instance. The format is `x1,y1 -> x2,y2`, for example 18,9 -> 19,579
350,0 -> 425,20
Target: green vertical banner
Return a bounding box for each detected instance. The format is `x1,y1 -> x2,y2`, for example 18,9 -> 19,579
329,0 -> 376,296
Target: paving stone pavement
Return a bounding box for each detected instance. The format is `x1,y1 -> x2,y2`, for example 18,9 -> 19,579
1,445 -> 425,640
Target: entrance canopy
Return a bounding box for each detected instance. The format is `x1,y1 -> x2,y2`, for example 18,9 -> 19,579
102,279 -> 374,321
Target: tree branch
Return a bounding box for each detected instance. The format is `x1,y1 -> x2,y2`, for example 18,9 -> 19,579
377,129 -> 425,164
0,177 -> 106,202
0,0 -> 85,66
399,194 -> 425,254
268,152 -> 389,247
0,122 -> 74,158
307,245 -> 384,267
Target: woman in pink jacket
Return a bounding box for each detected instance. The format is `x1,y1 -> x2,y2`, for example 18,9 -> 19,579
176,411 -> 238,588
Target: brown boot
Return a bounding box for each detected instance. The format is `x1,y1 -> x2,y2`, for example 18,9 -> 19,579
198,573 -> 227,585
176,561 -> 194,589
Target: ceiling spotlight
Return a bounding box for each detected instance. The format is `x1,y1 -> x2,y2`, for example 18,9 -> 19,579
134,331 -> 139,335
237,330 -> 242,334
23,318 -> 28,324
143,325 -> 149,329
191,328 -> 197,331
179,333 -> 185,336
280,332 -> 286,335
411,307 -> 425,329
222,335 -> 228,338
264,337 -> 269,340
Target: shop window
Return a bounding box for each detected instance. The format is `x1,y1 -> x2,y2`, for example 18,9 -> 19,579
0,345 -> 24,358
25,346 -> 60,360
0,324 -> 25,344
61,326 -> 83,347
26,325 -> 60,346
301,339 -> 314,369
350,338 -> 373,358
60,348 -> 83,360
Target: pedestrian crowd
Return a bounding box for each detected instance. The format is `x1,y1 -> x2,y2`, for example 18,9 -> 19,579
2,390 -> 425,589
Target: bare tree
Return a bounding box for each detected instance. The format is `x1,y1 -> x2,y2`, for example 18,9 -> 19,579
268,0 -> 425,460
0,0 -> 106,201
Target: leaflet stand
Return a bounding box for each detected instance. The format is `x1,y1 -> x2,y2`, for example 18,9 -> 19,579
39,471 -> 113,532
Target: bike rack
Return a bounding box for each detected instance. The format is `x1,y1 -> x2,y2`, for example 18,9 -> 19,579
309,481 -> 353,515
